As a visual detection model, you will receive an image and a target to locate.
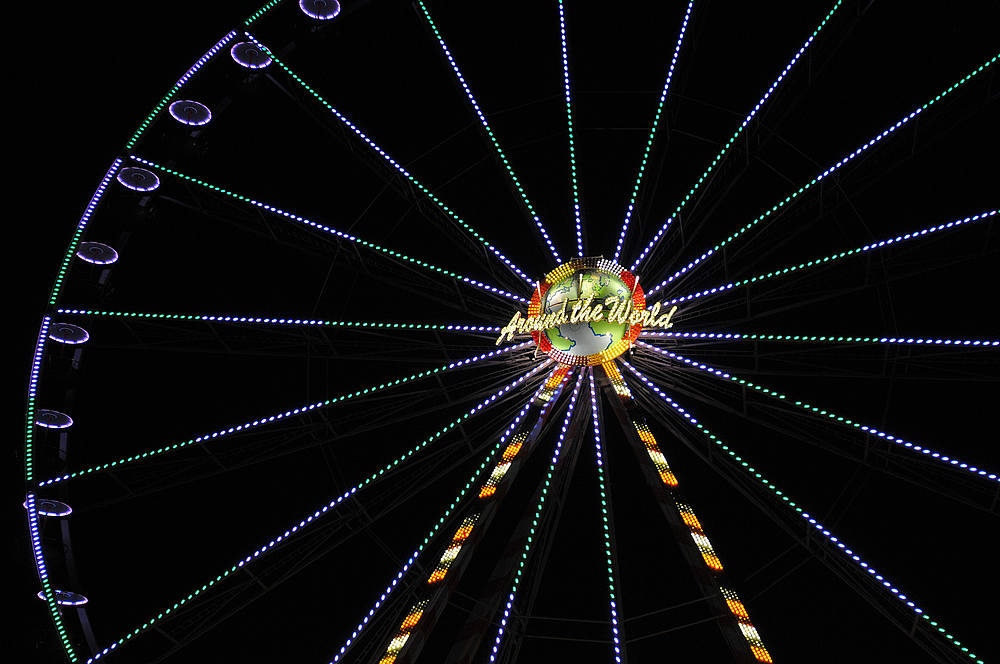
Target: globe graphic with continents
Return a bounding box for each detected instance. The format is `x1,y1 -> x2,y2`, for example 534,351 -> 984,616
543,269 -> 632,356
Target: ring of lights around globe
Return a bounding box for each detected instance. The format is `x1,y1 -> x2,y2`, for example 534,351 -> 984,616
530,258 -> 645,367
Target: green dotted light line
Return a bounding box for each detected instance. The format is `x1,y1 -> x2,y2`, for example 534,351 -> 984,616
130,157 -> 526,303
55,308 -> 501,332
40,342 -> 532,487
622,360 -> 985,663
659,209 -> 998,303
416,0 -> 562,264
648,54 -> 999,294
243,34 -> 533,286
630,0 -> 844,271
86,364 -> 545,664
556,1 -> 584,257
634,341 -> 997,481
244,0 -> 282,25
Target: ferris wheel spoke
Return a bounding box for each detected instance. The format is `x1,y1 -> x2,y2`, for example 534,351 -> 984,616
629,0 -> 845,273
621,362 -> 987,664
648,209 -> 998,303
597,361 -> 774,662
613,0 -> 694,265
370,366 -> 579,664
37,342 -> 533,488
128,156 -> 528,306
632,342 -> 1000,503
416,0 -> 563,265
588,372 -> 627,663
645,54 -> 999,295
81,361 -> 548,663
241,33 -> 534,290
555,1 -> 585,258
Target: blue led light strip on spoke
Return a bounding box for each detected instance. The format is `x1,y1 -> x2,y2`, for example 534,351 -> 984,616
26,493 -> 78,661
649,209 -> 998,301
645,54 -> 999,290
488,370 -> 585,662
589,372 -> 624,662
39,342 -> 535,487
85,363 -> 547,664
416,0 -> 562,264
557,1 -> 584,258
613,0 -> 694,263
635,341 -> 998,482
641,330 -> 1000,346
630,0 -> 844,271
129,156 -> 527,304
622,360 -> 986,663
56,309 -> 502,333
243,33 -> 533,286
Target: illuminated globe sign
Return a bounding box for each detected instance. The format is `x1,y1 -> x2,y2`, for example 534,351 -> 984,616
496,257 -> 677,366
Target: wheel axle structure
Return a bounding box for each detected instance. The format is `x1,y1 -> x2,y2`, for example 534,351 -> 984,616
23,1 -> 998,663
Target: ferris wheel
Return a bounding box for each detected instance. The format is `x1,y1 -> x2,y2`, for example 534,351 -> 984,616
23,1 -> 999,662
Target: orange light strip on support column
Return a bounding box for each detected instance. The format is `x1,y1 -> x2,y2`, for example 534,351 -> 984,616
479,432 -> 527,498
379,600 -> 429,664
676,500 -> 723,571
722,588 -> 773,662
428,515 -> 480,584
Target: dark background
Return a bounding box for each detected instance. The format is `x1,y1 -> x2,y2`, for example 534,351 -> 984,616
13,1 -> 999,663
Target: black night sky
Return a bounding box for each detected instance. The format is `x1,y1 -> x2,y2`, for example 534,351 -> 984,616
14,1 -> 999,663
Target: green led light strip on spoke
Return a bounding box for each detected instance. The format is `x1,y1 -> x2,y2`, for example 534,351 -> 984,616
630,0 -> 844,271
646,54 -> 999,293
242,33 -> 533,286
621,360 -> 987,664
416,0 -> 562,264
85,363 -> 548,663
129,156 -> 527,304
654,209 -> 998,302
38,342 -> 534,487
244,0 -> 282,25
640,331 -> 1000,347
55,308 -> 501,333
634,341 -> 998,482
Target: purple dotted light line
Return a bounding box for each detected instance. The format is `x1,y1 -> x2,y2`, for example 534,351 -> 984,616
38,342 -> 533,487
489,370 -> 585,662
614,0 -> 693,264
129,156 -> 527,304
243,33 -> 534,287
652,210 -> 998,301
635,341 -> 997,482
416,0 -> 562,265
622,360 -> 984,663
640,330 -> 1000,346
645,55 -> 998,293
630,1 -> 844,272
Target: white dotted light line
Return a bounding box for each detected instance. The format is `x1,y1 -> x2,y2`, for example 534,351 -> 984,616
652,210 -> 998,301
630,0 -> 844,272
644,55 -> 999,292
635,341 -> 998,482
614,0 -> 694,263
40,343 -> 533,487
640,330 -> 1000,346
489,370 -> 585,662
129,156 -> 527,304
621,360 -> 985,663
86,363 -> 546,664
416,0 -> 562,265
589,373 -> 624,663
243,33 -> 534,287
557,1 -> 584,258
56,309 -> 501,332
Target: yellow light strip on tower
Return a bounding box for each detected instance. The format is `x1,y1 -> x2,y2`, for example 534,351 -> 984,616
479,432 -> 528,498
601,361 -> 633,398
428,515 -> 479,584
721,588 -> 773,663
379,599 -> 429,664
536,365 -> 572,403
